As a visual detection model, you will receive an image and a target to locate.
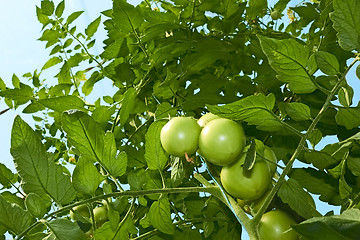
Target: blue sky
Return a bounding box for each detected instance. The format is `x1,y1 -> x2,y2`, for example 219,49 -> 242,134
0,1 -> 359,239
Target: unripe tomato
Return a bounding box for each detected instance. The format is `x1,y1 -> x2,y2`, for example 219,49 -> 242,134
270,9 -> 282,20
160,117 -> 201,157
197,113 -> 219,128
220,154 -> 272,201
259,210 -> 299,240
198,118 -> 246,166
70,204 -> 90,221
93,206 -> 108,228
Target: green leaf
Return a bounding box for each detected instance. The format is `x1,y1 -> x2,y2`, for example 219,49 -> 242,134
290,168 -> 342,205
25,193 -> 49,218
12,74 -> 20,88
314,51 -> 340,75
247,0 -> 267,20
61,111 -> 127,178
170,156 -> 184,187
85,16 -> 101,38
347,156 -> 360,176
155,102 -> 177,120
93,218 -> 137,240
307,129 -> 322,148
42,57 -> 63,71
66,11 -> 84,25
293,209 -> 360,240
330,0 -> 360,51
46,219 -> 87,240
283,102 -> 312,121
82,71 -> 103,96
278,178 -> 321,219
119,88 -> 136,126
39,95 -> 87,113
207,93 -> 284,132
55,0 -> 65,18
258,35 -> 317,93
338,85 -> 354,107
145,121 -> 168,170
0,77 -> 6,91
303,150 -> 339,171
0,163 -> 17,189
56,62 -> 71,84
36,6 -> 49,25
0,195 -> 34,235
244,140 -> 256,171
356,64 -> 360,80
41,0 -> 54,16
335,107 -> 360,129
113,0 -> 143,33
0,87 -> 33,102
274,0 -> 291,12
10,116 -> 76,205
72,157 -> 104,196
148,196 -> 174,235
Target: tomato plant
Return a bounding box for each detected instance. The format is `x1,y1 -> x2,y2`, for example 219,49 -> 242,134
259,210 -> 299,240
160,117 -> 201,157
220,153 -> 272,201
198,118 -> 246,166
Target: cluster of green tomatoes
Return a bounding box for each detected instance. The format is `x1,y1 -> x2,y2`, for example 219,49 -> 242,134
160,113 -> 299,239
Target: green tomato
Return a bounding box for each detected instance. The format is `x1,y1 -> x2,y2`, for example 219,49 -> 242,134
160,117 -> 201,157
259,210 -> 299,240
220,154 -> 272,201
93,206 -> 108,228
270,9 -> 282,20
198,118 -> 246,166
197,113 -> 220,128
70,204 -> 90,221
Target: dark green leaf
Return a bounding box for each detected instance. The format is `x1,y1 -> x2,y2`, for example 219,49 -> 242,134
39,95 -> 87,113
258,35 -> 317,93
145,121 -> 168,170
55,0 -> 65,18
293,209 -> 360,240
278,178 -> 321,219
46,219 -> 87,240
10,116 -> 76,204
119,88 -> 136,126
338,85 -> 354,107
244,140 -> 256,171
93,218 -> 137,240
113,0 -> 143,33
347,156 -> 360,176
303,150 -> 339,171
148,196 -> 174,235
0,195 -> 34,235
155,102 -> 177,120
66,11 -> 84,25
330,0 -> 360,51
171,156 -> 184,187
85,16 -> 101,38
72,157 -> 104,196
336,107 -> 360,129
307,129 -> 322,148
0,163 -> 17,189
314,51 -> 340,75
247,0 -> 267,20
290,168 -> 342,205
356,64 -> 360,80
207,93 -> 284,132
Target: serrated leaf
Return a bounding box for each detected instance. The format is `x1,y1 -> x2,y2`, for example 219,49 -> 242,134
39,95 -> 87,113
93,217 -> 137,240
307,129 -> 322,148
244,141 -> 256,171
247,0 -> 267,20
148,196 -> 174,235
145,121 -> 168,170
55,1 -> 65,18
293,209 -> 360,240
258,35 -> 317,93
0,163 -> 17,189
25,193 -> 49,218
207,93 -> 284,132
278,178 -> 321,219
61,111 -> 127,178
41,0 -> 54,16
82,71 -> 103,96
155,102 -> 177,120
335,107 -> 360,129
330,0 -> 360,51
0,195 -> 34,235
85,16 -> 101,38
10,116 -> 76,204
290,168 -> 342,205
347,156 -> 360,176
314,51 -> 340,75
0,87 -> 33,102
72,157 -> 104,196
283,102 -> 312,121
36,6 -> 49,25
56,62 -> 71,84
113,0 -> 143,33
66,11 -> 84,24
119,88 -> 136,126
303,150 -> 339,171
46,219 -> 87,240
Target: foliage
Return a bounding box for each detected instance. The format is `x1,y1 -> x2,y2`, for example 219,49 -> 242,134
0,0 -> 360,239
